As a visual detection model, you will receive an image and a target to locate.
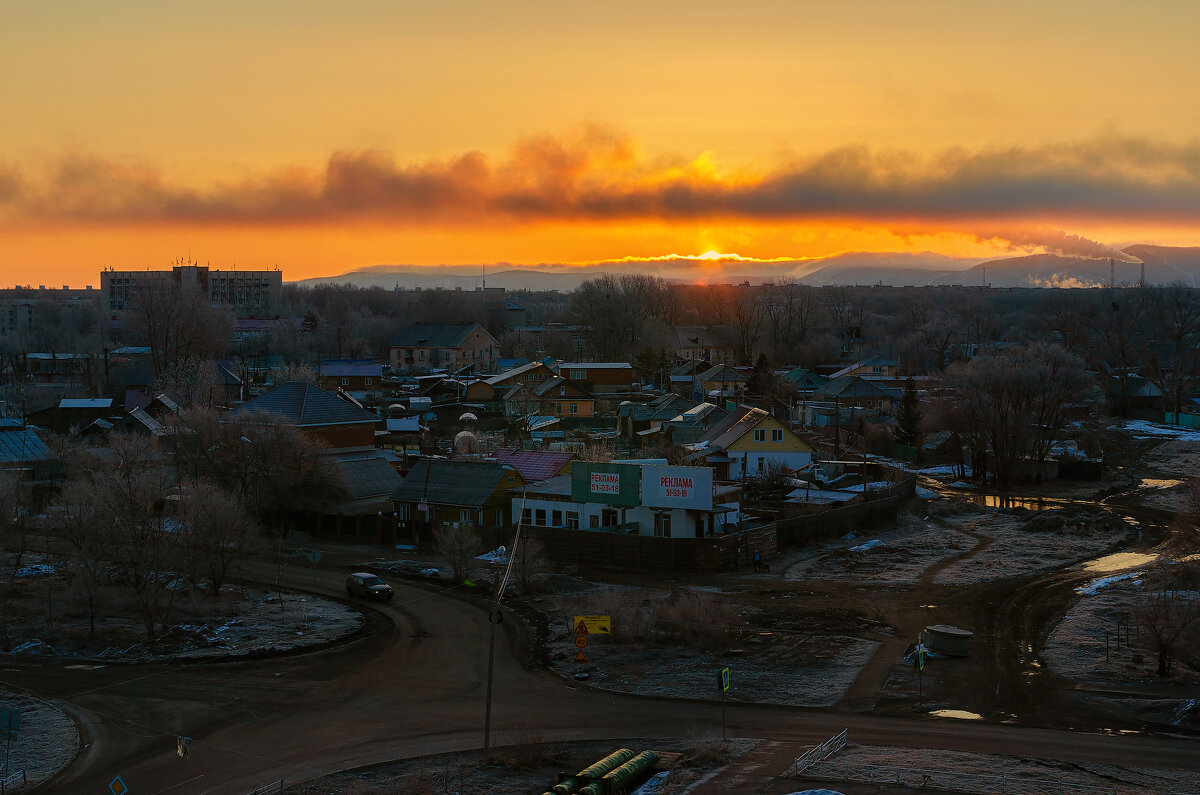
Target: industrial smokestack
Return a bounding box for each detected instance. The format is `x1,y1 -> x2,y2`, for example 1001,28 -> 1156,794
1109,257 -> 1115,289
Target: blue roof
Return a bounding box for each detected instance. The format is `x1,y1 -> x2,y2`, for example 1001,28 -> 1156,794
0,429 -> 54,464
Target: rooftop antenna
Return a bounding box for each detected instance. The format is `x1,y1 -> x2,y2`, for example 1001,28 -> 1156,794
482,262 -> 486,291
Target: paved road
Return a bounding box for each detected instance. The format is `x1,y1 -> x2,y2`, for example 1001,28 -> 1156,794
7,565 -> 1199,795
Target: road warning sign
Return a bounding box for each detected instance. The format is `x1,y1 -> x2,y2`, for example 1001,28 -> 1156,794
573,615 -> 612,635
109,776 -> 129,795
574,635 -> 589,649
574,650 -> 589,664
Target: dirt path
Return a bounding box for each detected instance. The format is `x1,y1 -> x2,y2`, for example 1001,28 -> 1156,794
840,518 -> 993,712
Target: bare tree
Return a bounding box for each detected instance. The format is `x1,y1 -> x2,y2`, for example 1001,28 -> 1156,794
435,521 -> 482,583
1138,560 -> 1200,677
177,482 -> 260,592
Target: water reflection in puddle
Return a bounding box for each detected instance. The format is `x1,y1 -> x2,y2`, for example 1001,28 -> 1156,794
929,709 -> 983,720
1084,552 -> 1158,573
968,495 -> 1056,510
1139,478 -> 1183,489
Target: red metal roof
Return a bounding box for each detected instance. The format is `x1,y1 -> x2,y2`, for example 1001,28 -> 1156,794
492,448 -> 575,482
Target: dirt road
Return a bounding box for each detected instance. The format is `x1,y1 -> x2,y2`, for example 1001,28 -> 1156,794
4,559 -> 1196,795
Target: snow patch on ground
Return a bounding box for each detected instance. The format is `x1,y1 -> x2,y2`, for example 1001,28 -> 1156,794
0,690 -> 79,789
849,539 -> 883,552
1076,572 -> 1141,595
1122,420 -> 1200,442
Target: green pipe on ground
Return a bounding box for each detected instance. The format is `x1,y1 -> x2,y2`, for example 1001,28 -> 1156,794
577,748 -> 636,779
545,748 -> 637,795
602,751 -> 660,791
577,783 -> 604,795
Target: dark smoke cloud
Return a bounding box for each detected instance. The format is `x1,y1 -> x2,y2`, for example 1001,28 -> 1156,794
4,131 -> 1200,237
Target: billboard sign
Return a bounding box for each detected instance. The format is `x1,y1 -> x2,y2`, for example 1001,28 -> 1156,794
571,462 -> 641,506
641,465 -> 713,511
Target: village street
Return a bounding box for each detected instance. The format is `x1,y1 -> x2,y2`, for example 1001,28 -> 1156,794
3,540 -> 1197,795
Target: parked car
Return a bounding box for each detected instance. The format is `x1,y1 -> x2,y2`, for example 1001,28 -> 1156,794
345,572 -> 394,601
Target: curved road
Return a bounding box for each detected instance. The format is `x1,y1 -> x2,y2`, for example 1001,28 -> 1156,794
3,558 -> 1195,795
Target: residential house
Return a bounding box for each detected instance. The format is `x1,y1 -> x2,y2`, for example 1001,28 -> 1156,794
319,359 -> 383,400
696,364 -> 748,402
653,402 -> 730,447
223,381 -> 382,449
504,376 -> 595,420
390,458 -> 525,532
684,405 -> 813,479
829,357 -> 899,380
223,381 -> 398,516
26,397 -> 116,434
463,360 -> 558,402
389,322 -> 499,374
813,376 -> 897,410
673,325 -> 740,364
0,425 -> 63,488
617,393 -> 697,439
558,362 -> 635,393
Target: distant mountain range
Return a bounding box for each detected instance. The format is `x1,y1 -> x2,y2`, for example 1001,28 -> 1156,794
293,245 -> 1200,291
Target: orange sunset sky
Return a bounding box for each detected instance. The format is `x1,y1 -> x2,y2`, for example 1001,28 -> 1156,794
3,0 -> 1200,286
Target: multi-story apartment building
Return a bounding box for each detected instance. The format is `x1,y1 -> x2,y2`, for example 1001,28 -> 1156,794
100,264 -> 282,316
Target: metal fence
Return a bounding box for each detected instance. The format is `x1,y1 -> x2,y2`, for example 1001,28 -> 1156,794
0,770 -> 26,793
788,729 -> 847,775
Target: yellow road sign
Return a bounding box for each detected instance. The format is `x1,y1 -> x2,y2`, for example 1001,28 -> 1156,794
574,635 -> 589,649
574,650 -> 589,664
573,615 -> 612,635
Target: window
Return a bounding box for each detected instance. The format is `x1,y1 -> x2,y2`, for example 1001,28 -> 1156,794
494,510 -> 504,526
753,429 -> 765,442
589,514 -> 600,529
398,504 -> 410,520
364,377 -> 373,386
535,509 -> 547,526
771,428 -> 783,442
560,386 -> 566,396
757,457 -> 765,471
552,509 -> 562,527
601,508 -> 618,527
569,403 -> 578,415
341,377 -> 349,386
566,511 -> 580,529
872,365 -> 884,373
460,509 -> 474,523
554,403 -> 563,415
571,369 -> 587,380
654,510 -> 672,538
522,508 -> 532,525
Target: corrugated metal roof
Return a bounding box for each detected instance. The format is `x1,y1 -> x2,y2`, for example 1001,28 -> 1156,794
59,398 -> 113,409
391,322 -> 492,348
492,448 -> 573,482
224,382 -> 381,427
320,359 -> 383,378
0,429 -> 54,464
391,459 -> 519,507
386,417 -> 420,433
327,452 -> 402,500
559,362 -> 633,370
